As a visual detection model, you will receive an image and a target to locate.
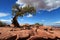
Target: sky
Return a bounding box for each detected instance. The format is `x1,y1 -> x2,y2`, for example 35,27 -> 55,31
0,0 -> 60,26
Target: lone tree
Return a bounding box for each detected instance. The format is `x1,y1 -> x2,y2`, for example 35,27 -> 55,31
12,4 -> 36,27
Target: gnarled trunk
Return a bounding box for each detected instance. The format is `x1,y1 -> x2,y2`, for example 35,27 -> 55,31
12,16 -> 20,27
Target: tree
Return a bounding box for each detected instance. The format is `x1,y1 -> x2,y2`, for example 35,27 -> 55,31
34,23 -> 43,28
12,4 -> 36,27
35,23 -> 40,25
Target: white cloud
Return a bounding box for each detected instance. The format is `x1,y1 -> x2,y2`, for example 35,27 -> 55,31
41,20 -> 45,22
16,0 -> 60,11
54,21 -> 60,24
0,19 -> 12,23
27,14 -> 33,17
0,12 -> 9,17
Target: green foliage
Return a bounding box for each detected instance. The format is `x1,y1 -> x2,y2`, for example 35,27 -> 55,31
12,4 -> 36,18
0,21 -> 7,27
35,23 -> 43,26
22,6 -> 36,14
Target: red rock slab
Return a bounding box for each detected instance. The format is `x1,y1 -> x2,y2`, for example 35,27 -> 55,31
37,29 -> 56,39
53,31 -> 60,38
0,31 -> 16,40
18,30 -> 31,38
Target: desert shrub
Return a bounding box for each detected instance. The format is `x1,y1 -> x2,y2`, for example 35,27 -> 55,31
0,21 -> 7,27
35,23 -> 43,26
34,23 -> 43,28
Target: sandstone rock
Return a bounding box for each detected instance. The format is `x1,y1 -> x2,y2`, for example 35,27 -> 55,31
6,35 -> 17,40
37,29 -> 56,39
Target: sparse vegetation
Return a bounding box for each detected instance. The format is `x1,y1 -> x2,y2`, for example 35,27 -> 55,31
34,23 -> 43,28
35,23 -> 43,26
0,21 -> 7,27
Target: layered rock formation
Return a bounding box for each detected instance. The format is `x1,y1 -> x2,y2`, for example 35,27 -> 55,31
0,25 -> 60,40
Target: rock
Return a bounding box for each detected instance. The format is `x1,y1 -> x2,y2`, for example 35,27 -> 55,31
17,34 -> 30,40
28,36 -> 47,40
0,33 -> 1,34
37,29 -> 56,39
10,24 -> 14,27
28,36 -> 60,40
0,31 -> 17,40
6,35 -> 17,40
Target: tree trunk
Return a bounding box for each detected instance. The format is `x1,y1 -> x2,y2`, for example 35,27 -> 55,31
12,16 -> 20,27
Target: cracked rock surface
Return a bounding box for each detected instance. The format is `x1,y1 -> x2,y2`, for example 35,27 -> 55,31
0,26 -> 60,40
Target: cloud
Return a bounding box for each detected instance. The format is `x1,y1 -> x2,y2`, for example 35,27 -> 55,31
54,21 -> 60,24
16,0 -> 60,11
27,14 -> 33,17
0,19 -> 12,23
0,12 -> 9,17
41,20 -> 45,22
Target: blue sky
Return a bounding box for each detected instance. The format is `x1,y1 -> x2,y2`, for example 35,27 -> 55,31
0,0 -> 60,25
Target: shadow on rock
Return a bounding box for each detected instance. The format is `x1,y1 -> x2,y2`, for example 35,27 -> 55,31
6,35 -> 17,40
28,36 -> 60,40
17,34 -> 30,40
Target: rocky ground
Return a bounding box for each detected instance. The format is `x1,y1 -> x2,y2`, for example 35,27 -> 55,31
0,26 -> 60,40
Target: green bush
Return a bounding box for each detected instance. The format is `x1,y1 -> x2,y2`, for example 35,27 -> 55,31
0,21 -> 7,27
35,23 -> 43,26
